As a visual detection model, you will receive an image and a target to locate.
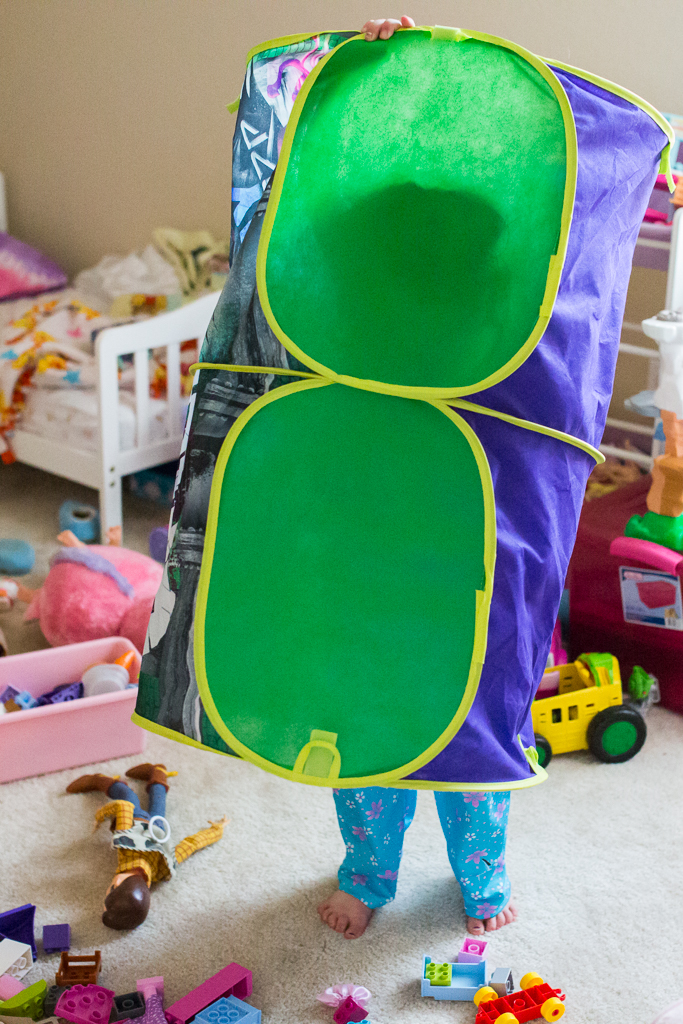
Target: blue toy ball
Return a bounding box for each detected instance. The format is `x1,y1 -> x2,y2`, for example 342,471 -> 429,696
0,539 -> 35,576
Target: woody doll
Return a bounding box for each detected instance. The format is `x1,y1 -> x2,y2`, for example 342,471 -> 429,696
66,763 -> 227,929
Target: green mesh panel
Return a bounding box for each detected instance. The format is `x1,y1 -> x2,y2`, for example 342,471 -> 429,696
262,31 -> 566,389
200,384 -> 487,779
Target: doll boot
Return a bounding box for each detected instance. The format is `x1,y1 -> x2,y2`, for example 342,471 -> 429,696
66,773 -> 120,793
125,763 -> 177,792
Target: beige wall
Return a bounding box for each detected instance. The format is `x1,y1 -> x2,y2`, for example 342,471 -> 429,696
1,0 -> 682,278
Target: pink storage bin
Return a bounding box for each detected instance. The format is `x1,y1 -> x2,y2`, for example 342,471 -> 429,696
0,637 -> 146,784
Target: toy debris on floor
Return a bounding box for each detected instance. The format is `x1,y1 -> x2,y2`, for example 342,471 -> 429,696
0,932 -> 258,1024
65,765 -> 227,929
474,971 -> 565,1022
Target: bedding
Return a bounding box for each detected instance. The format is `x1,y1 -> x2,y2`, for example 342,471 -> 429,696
20,386 -> 191,452
0,290 -> 196,459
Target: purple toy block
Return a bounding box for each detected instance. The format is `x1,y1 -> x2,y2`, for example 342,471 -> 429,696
0,685 -> 19,704
0,905 -> 37,960
55,984 -> 114,1024
42,924 -> 71,953
164,965 -> 252,1024
38,683 -> 83,706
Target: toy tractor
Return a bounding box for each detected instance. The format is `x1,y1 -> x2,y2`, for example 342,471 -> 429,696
474,971 -> 565,1022
532,652 -> 651,768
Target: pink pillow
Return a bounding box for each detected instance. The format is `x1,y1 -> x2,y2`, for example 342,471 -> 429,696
0,232 -> 67,301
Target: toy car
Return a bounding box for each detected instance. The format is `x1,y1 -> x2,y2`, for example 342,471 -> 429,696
474,972 -> 565,1022
532,652 -> 647,768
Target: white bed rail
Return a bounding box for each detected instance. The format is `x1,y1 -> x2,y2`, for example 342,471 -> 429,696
95,290 -> 220,537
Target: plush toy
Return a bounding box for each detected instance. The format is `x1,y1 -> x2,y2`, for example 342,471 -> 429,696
11,530 -> 162,651
66,764 -> 227,929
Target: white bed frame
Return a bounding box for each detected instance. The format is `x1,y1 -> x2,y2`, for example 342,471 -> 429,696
11,290 -> 220,541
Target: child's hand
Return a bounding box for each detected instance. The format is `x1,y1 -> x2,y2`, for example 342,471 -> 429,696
362,16 -> 415,40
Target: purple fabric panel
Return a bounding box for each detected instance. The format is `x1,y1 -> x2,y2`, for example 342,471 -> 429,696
465,69 -> 667,446
407,69 -> 668,785
51,548 -> 135,598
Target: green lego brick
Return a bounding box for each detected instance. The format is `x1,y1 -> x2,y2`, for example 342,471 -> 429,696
0,979 -> 47,1020
424,962 -> 452,986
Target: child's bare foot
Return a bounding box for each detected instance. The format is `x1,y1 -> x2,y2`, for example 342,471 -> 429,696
317,890 -> 374,939
467,900 -> 518,935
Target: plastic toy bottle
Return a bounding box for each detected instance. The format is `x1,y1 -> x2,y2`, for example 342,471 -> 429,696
81,651 -> 136,697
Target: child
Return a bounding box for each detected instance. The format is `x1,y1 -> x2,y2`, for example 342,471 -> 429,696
311,15 -> 516,942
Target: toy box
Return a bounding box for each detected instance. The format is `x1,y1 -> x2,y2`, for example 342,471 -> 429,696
568,476 -> 683,714
0,637 -> 145,784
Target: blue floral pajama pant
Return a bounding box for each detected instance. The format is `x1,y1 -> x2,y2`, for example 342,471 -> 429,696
333,787 -> 511,919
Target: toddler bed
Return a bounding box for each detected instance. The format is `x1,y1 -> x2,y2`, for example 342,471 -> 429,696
3,290 -> 219,541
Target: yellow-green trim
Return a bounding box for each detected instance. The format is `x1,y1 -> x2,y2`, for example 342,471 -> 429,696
449,398 -> 605,464
255,27 -> 578,401
193,377 -> 497,789
189,361 -> 320,380
131,711 -> 238,758
545,57 -> 675,190
191,362 -> 603,463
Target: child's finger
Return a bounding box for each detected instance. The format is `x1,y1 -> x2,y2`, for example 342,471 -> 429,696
362,18 -> 403,40
400,16 -> 416,27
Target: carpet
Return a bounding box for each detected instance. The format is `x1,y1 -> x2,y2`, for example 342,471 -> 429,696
2,463 -> 683,1024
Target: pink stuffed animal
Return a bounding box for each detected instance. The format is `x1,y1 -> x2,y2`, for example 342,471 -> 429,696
16,531 -> 162,651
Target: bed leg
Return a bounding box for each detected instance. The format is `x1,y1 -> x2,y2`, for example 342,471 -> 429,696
100,477 -> 123,545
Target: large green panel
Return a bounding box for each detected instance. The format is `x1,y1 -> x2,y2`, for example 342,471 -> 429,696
200,384 -> 487,779
263,32 -> 566,389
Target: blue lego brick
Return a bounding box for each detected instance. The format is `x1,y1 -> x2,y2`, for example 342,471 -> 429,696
421,955 -> 488,1001
194,997 -> 261,1024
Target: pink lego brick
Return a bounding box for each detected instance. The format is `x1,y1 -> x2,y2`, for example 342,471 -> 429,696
164,965 -> 252,1024
137,979 -> 164,1001
457,937 -> 488,964
56,984 -> 115,1024
0,975 -> 25,1000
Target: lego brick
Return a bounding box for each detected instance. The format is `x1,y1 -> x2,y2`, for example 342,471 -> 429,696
457,937 -> 488,964
424,962 -> 452,987
13,690 -> 38,710
0,975 -> 24,1001
0,978 -> 47,1021
489,968 -> 514,997
111,992 -> 146,1022
43,924 -> 72,953
164,964 -> 252,1024
0,937 -> 33,979
0,685 -> 18,704
0,904 -> 37,959
56,952 -> 102,987
56,984 -> 115,1024
44,985 -> 69,1018
136,979 -> 163,1002
194,996 -> 260,1024
332,996 -> 368,1024
421,956 -> 488,1002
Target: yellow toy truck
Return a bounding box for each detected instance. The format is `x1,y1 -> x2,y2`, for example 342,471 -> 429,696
532,653 -> 648,768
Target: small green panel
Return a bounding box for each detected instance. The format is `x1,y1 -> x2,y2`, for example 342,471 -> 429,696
201,384 -> 487,779
601,721 -> 638,757
263,31 -> 566,389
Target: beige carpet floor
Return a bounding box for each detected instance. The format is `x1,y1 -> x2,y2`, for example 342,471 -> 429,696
2,462 -> 683,1024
